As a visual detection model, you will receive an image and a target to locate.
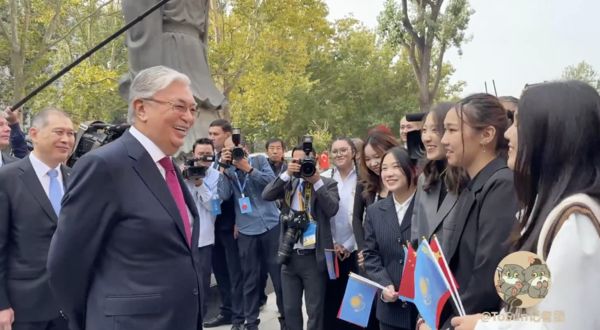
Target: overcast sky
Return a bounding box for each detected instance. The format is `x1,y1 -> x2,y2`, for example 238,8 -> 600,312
325,0 -> 600,98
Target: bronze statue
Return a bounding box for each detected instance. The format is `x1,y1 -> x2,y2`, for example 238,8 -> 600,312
120,0 -> 225,153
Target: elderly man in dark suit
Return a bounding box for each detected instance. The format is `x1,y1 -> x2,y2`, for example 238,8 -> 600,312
0,108 -> 75,330
262,145 -> 339,330
47,66 -> 204,330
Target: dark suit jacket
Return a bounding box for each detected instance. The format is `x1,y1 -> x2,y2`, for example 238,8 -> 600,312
47,131 -> 203,330
0,157 -> 69,322
441,157 -> 517,326
351,182 -> 369,250
1,152 -> 17,166
262,175 -> 339,271
411,174 -> 458,253
363,195 -> 418,329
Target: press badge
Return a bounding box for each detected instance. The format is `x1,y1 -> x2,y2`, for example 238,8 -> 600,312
302,222 -> 317,247
211,197 -> 222,216
238,196 -> 253,214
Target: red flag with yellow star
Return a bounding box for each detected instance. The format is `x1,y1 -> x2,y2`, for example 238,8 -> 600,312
398,243 -> 417,301
429,236 -> 459,290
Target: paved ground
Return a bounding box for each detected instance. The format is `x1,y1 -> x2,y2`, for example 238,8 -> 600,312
209,292 -> 286,330
205,277 -> 306,330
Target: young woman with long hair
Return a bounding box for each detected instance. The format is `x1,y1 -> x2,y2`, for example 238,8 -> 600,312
363,147 -> 419,330
411,102 -> 467,250
424,94 -> 519,329
451,82 -> 600,329
322,137 -> 366,330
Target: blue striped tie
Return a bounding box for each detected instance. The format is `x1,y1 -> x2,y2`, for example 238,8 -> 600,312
48,169 -> 63,216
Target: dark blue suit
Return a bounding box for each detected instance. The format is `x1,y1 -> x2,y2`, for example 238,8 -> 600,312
363,195 -> 417,330
47,131 -> 203,330
0,157 -> 68,326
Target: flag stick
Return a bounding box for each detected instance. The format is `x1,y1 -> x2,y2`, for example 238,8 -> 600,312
431,235 -> 466,316
349,272 -> 387,291
422,238 -> 465,316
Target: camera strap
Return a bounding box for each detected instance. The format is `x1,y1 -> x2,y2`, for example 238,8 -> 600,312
299,181 -> 313,219
234,171 -> 250,198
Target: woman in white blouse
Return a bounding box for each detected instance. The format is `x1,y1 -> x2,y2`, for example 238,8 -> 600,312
322,137 -> 366,330
451,81 -> 600,329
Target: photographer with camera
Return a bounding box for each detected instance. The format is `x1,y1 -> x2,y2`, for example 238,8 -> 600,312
262,137 -> 340,330
217,130 -> 285,330
203,119 -> 245,329
183,138 -> 222,320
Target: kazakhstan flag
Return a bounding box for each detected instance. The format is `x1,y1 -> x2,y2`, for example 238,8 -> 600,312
413,240 -> 451,329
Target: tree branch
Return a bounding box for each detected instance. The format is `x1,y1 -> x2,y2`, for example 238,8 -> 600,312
42,0 -> 64,45
9,0 -> 19,48
430,43 -> 446,99
425,0 -> 443,47
401,0 -> 422,48
30,0 -> 115,65
403,42 -> 421,83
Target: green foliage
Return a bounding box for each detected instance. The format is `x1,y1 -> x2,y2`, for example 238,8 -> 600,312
1,0 -> 465,141
561,61 -> 600,91
378,0 -> 472,111
0,0 -> 127,124
209,0 -> 331,144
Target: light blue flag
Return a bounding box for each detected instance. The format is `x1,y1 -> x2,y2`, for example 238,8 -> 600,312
413,240 -> 452,329
338,273 -> 379,327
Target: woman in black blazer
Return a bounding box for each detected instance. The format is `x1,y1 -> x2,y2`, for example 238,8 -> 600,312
363,147 -> 418,330
429,94 -> 518,329
411,102 -> 468,251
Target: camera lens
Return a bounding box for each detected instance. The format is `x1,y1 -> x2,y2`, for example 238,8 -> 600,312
232,147 -> 245,160
300,158 -> 316,177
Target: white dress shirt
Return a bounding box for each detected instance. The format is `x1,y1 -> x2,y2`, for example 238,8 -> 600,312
393,192 -> 414,227
129,126 -> 193,227
330,167 -> 357,252
29,152 -> 64,197
186,167 -> 221,248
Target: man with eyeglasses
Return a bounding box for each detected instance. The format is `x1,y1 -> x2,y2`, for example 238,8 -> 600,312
0,108 -> 74,330
47,66 -> 204,330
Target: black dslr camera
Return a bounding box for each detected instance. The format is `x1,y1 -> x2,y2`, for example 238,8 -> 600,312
182,155 -> 215,181
67,121 -> 129,167
231,128 -> 245,161
293,135 -> 317,178
277,209 -> 310,264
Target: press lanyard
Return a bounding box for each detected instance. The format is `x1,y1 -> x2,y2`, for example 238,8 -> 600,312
235,171 -> 250,198
298,181 -> 313,218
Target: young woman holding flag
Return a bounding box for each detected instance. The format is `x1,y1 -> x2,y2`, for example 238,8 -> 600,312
430,94 -> 519,329
363,147 -> 419,330
451,81 -> 600,329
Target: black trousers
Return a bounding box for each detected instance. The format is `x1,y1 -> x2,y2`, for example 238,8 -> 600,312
198,245 -> 213,318
237,225 -> 284,329
211,230 -> 245,325
281,251 -> 327,330
259,257 -> 269,305
323,251 -> 367,330
13,316 -> 69,330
